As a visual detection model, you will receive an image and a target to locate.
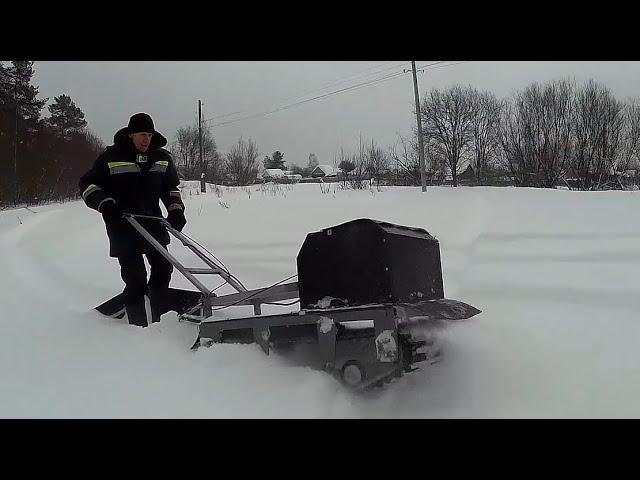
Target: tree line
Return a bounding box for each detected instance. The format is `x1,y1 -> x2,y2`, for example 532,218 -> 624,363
0,61 -> 104,208
4,62 -> 639,207
170,124 -> 328,186
330,78 -> 640,190
421,79 -> 640,190
159,75 -> 640,192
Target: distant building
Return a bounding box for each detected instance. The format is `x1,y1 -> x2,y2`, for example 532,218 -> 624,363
458,164 -> 475,183
262,169 -> 285,179
262,168 -> 302,183
311,165 -> 338,178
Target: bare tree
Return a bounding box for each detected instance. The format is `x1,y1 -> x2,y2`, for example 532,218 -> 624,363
389,134 -> 422,186
616,99 -> 640,187
335,145 -> 367,189
470,90 -> 504,184
498,100 -> 532,185
224,136 -> 260,186
420,85 -> 476,187
539,80 -> 575,188
170,123 -> 221,181
364,140 -> 389,186
571,80 -> 625,190
498,79 -> 575,188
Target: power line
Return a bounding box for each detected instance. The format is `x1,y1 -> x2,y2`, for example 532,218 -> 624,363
208,70 -> 409,127
416,60 -> 470,71
203,61 -> 413,123
208,61 -> 463,128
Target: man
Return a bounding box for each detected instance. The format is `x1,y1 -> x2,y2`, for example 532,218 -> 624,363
79,113 -> 187,327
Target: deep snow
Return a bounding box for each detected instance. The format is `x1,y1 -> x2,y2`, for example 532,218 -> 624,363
1,181 -> 639,418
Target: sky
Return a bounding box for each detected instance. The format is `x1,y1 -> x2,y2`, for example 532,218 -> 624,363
31,61 -> 640,168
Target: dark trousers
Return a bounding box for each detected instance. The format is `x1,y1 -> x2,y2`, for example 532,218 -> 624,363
117,250 -> 173,326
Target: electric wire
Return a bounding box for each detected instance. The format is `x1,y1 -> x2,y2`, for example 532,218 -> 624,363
204,61 -> 410,123
206,61 -> 465,128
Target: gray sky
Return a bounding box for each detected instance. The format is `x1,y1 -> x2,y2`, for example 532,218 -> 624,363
32,61 -> 640,168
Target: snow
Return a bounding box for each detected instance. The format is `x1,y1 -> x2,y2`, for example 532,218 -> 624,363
1,182 -> 640,418
375,330 -> 398,363
318,316 -> 334,334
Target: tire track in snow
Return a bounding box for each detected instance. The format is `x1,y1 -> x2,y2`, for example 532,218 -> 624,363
0,208 -> 90,310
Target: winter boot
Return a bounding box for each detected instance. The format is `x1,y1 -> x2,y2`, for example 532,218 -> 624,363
125,297 -> 149,327
148,285 -> 169,324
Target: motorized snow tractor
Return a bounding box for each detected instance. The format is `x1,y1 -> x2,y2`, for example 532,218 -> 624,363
96,215 -> 481,390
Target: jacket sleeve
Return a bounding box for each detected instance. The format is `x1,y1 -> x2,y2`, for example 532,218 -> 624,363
160,154 -> 185,214
78,154 -> 115,213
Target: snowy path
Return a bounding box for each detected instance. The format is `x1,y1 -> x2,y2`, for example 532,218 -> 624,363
1,183 -> 639,418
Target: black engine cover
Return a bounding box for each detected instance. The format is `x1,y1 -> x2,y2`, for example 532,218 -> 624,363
297,218 -> 444,309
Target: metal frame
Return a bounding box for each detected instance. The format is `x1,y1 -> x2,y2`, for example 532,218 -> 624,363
123,214 -> 299,319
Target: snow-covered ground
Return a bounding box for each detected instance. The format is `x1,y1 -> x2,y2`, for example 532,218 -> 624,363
1,181 -> 639,418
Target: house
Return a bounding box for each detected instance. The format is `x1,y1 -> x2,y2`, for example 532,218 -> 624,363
457,164 -> 476,183
311,165 -> 338,178
262,169 -> 285,180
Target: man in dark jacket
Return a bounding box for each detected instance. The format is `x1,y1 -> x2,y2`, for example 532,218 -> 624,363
79,113 -> 187,327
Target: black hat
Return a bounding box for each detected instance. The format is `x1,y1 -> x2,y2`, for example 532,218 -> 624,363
127,113 -> 155,134
113,112 -> 167,148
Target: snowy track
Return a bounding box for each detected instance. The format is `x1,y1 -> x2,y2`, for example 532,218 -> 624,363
1,183 -> 639,418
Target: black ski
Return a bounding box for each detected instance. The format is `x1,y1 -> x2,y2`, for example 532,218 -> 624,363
94,288 -> 205,318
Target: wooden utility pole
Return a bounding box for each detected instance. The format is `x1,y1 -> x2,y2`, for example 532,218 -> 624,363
198,99 -> 205,193
411,61 -> 427,192
13,67 -> 19,206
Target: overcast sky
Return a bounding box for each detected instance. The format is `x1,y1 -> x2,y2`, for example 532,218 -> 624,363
31,61 -> 640,167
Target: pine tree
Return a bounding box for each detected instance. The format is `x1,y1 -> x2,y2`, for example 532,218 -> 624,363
0,62 -> 14,108
271,151 -> 285,169
263,151 -> 286,170
47,94 -> 87,139
8,61 -> 48,129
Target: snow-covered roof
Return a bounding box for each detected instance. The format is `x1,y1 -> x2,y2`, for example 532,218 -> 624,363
263,169 -> 285,178
312,165 -> 337,176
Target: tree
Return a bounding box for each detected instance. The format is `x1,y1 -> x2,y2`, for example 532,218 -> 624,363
289,164 -> 306,176
389,134 -> 423,185
4,61 -> 48,129
307,153 -> 319,170
619,99 -> 640,178
570,80 -> 625,190
364,140 -> 389,186
46,94 -> 87,139
420,85 -> 476,187
170,123 -> 221,181
338,159 -> 355,174
0,61 -> 48,206
272,151 -> 285,169
224,137 -> 260,186
0,62 -> 14,107
498,80 -> 575,188
263,151 -> 285,170
470,90 -> 503,184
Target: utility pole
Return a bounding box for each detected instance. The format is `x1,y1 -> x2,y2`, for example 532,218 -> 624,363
198,99 -> 205,193
411,61 -> 427,192
13,66 -> 19,206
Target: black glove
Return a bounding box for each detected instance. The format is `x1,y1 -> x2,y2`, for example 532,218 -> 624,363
167,208 -> 186,232
100,200 -> 124,223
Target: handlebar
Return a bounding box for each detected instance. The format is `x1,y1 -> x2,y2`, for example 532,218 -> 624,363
122,213 -> 171,228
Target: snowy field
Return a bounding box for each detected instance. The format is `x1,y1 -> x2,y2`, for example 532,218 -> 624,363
1,181 -> 639,418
